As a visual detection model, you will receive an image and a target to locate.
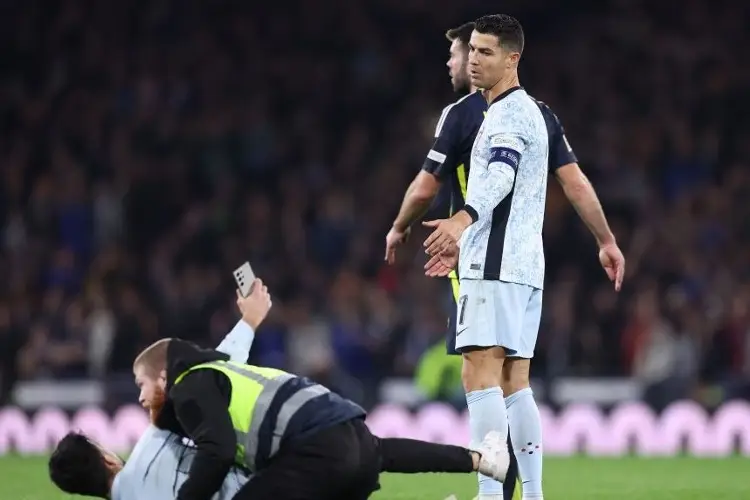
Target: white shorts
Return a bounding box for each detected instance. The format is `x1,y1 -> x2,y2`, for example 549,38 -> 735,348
454,279 -> 543,359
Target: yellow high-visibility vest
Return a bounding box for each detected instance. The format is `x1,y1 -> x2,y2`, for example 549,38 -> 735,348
174,360 -> 327,471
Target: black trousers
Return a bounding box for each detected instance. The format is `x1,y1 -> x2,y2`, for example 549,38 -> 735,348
381,433 -> 521,499
233,419 -> 381,500
233,418 -> 486,500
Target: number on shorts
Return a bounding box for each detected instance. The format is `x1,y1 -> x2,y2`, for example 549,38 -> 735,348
458,294 -> 468,325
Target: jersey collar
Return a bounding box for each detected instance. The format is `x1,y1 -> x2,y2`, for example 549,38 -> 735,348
491,86 -> 523,104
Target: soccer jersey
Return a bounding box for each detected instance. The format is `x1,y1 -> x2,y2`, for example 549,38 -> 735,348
460,87 -> 577,290
422,90 -> 488,216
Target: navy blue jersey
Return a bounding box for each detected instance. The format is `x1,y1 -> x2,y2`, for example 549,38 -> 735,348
534,98 -> 579,173
422,91 -> 487,217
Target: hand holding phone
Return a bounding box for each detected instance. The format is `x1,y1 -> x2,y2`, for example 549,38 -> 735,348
233,262 -> 256,297
233,262 -> 271,329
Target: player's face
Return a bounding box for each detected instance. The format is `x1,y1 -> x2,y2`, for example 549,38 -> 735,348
134,364 -> 166,411
447,39 -> 470,93
468,31 -> 519,90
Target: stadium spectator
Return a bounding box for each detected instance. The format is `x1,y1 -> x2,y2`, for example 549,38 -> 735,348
0,0 -> 747,412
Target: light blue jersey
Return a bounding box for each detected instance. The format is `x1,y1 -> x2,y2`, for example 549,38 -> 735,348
461,87 -> 550,290
111,321 -> 256,500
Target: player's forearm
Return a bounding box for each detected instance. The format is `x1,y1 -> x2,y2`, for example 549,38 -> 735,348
216,320 -> 255,363
393,180 -> 435,231
562,175 -> 615,246
463,165 -> 515,222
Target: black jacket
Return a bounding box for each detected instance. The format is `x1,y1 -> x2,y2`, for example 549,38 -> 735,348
160,339 -> 235,500
158,339 -> 366,500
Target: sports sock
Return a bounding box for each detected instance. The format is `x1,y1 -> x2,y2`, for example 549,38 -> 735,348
467,387 -> 507,496
506,387 -> 543,499
379,438 -> 473,473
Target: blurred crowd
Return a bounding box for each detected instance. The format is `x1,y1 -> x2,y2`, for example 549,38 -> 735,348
0,0 -> 748,407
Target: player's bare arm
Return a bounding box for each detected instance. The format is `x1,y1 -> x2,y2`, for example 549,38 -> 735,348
385,170 -> 442,264
555,162 -> 625,290
394,171 -> 442,231
554,163 -> 614,246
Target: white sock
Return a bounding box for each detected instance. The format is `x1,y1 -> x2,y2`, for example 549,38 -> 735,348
506,387 -> 543,499
467,387 -> 507,497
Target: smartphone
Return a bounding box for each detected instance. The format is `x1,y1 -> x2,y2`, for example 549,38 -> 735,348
233,262 -> 256,297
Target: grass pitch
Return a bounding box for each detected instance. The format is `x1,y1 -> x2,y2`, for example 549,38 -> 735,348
2,456 -> 746,499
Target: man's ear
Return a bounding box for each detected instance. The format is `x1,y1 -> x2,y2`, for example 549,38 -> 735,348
159,369 -> 167,386
102,452 -> 121,470
508,52 -> 520,68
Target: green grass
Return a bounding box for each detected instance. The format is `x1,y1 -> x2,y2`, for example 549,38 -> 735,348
4,456 -> 747,499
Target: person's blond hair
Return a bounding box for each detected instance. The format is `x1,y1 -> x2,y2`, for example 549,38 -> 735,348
133,338 -> 172,376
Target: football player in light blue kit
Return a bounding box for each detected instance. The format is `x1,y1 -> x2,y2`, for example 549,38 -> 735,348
48,279 -> 272,500
423,14 -> 625,500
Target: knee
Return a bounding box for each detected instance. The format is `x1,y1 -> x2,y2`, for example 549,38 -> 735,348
461,348 -> 504,392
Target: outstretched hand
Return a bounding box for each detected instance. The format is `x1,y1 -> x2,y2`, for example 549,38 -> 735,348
598,243 -> 625,292
385,226 -> 411,265
422,212 -> 470,256
424,245 -> 459,277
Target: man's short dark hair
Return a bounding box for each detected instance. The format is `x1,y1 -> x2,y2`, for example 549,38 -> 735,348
445,22 -> 475,47
49,432 -> 111,497
474,14 -> 524,54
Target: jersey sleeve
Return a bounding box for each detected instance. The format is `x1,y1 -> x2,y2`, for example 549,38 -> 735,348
486,103 -> 527,171
215,320 -> 255,363
541,104 -> 578,171
422,103 -> 464,180
462,106 -> 523,223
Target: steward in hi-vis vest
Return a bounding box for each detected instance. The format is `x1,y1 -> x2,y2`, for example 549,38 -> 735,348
150,338 -> 366,500
140,337 -> 510,500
